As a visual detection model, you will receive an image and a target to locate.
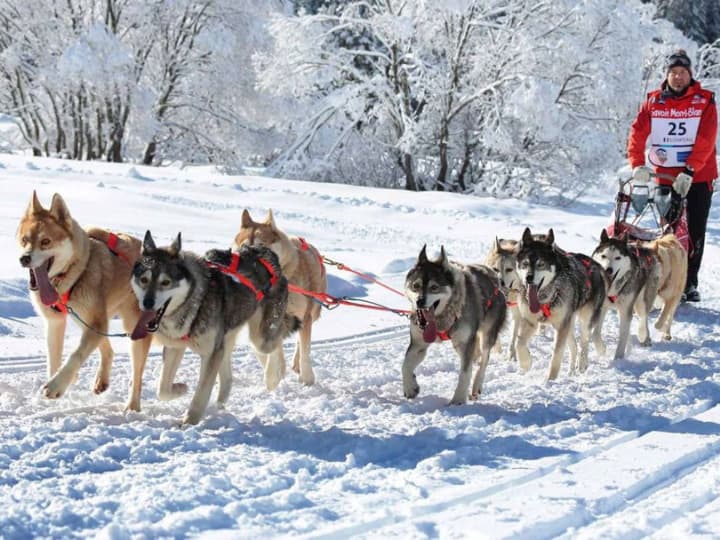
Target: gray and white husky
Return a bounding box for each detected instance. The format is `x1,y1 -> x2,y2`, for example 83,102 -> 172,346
403,245 -> 506,405
130,231 -> 299,425
515,228 -> 607,379
592,229 -> 660,360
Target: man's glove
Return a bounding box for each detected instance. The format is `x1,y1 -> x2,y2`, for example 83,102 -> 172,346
632,165 -> 653,184
673,168 -> 693,197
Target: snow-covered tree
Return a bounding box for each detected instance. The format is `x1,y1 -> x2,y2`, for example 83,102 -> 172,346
258,0 -> 693,199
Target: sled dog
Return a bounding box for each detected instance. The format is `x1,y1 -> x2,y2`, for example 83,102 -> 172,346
592,229 -> 660,360
515,228 -> 607,379
16,192 -> 152,410
233,209 -> 327,387
130,232 -> 299,425
485,234 -> 553,362
642,234 -> 687,341
403,245 -> 506,404
484,238 -> 522,362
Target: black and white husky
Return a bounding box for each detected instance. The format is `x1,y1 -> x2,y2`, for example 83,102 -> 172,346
515,228 -> 607,379
402,246 -> 506,405
130,231 -> 299,425
592,229 -> 660,360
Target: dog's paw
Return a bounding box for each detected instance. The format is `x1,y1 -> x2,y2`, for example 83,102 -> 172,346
124,399 -> 141,413
448,396 -> 467,406
93,375 -> 110,395
299,370 -> 315,386
181,410 -> 202,426
468,392 -> 479,401
662,333 -> 672,341
639,337 -> 652,347
403,381 -> 420,400
43,373 -> 71,399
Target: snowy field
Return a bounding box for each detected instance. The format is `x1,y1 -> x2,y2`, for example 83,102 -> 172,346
1,154 -> 719,539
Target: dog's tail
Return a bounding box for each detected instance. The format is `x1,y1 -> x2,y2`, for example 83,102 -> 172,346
86,227 -> 142,265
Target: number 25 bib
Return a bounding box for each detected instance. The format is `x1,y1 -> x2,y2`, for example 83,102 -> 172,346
648,95 -> 710,167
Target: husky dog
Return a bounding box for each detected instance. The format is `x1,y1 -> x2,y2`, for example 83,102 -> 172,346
515,228 -> 607,379
643,234 -> 687,340
233,209 -> 327,387
485,234 -> 552,362
403,246 -> 506,405
130,232 -> 299,425
592,229 -> 660,359
16,192 -> 152,411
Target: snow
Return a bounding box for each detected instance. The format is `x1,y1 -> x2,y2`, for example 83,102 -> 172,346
1,154 -> 719,539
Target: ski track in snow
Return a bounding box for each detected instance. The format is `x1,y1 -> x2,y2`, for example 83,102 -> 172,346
0,156 -> 719,538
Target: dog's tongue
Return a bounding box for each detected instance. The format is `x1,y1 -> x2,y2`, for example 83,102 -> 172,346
33,263 -> 59,306
528,284 -> 541,314
421,308 -> 437,343
130,310 -> 157,340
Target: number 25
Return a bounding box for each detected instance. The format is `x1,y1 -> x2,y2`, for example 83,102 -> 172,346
668,122 -> 687,135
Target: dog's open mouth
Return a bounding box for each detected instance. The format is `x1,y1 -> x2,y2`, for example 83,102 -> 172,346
29,258 -> 59,306
526,278 -> 544,314
130,299 -> 171,340
417,301 -> 439,343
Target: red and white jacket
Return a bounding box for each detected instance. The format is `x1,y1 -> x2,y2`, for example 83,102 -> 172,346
628,80 -> 718,185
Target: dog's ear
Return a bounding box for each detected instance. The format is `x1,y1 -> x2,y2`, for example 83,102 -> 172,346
418,244 -> 428,263
265,209 -> 277,229
600,229 -> 609,243
26,190 -> 43,215
142,230 -> 156,253
521,227 -> 533,245
241,209 -> 253,228
439,246 -> 450,269
48,193 -> 71,227
495,237 -> 502,253
169,232 -> 182,256
546,229 -> 555,246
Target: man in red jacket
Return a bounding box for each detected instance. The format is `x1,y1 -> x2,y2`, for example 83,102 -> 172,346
628,49 -> 717,302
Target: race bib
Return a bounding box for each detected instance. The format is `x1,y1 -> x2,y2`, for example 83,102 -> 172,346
649,116 -> 700,167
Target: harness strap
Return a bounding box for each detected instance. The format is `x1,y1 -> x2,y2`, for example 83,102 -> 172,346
205,252 -> 280,302
299,237 -> 325,277
437,329 -> 452,341
258,258 -> 279,286
93,231 -> 133,266
44,231 -> 130,313
50,289 -> 71,315
608,295 -> 617,303
206,257 -> 265,302
541,303 -> 552,318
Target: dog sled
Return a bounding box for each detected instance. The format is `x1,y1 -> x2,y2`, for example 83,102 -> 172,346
606,172 -> 691,254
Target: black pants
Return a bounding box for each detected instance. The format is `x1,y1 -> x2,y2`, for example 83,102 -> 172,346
676,182 -> 714,289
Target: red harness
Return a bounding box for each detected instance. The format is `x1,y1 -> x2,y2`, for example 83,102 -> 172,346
298,237 -> 325,276
205,252 -> 279,302
47,232 -> 126,314
435,287 -> 501,341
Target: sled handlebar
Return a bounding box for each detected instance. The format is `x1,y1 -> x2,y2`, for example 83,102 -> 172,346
650,172 -> 677,182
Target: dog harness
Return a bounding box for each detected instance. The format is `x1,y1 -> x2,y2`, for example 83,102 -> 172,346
434,287 -> 502,341
298,237 -> 325,277
39,232 -> 127,314
204,252 -> 279,301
